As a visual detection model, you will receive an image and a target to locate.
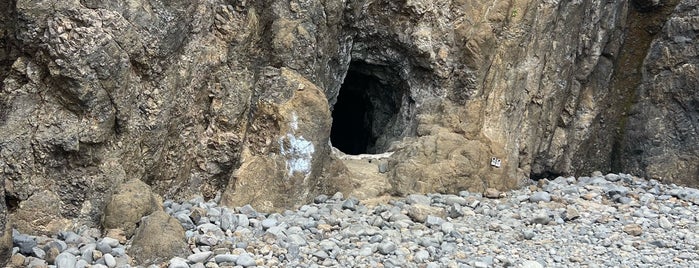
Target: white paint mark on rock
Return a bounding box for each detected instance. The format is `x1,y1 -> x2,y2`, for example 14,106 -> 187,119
280,134 -> 314,176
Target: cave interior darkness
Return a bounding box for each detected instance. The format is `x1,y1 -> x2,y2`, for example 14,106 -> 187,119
330,61 -> 411,155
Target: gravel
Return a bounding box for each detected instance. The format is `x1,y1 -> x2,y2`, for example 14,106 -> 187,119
8,172 -> 699,267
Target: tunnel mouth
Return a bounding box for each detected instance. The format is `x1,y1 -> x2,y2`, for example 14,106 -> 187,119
330,61 -> 415,155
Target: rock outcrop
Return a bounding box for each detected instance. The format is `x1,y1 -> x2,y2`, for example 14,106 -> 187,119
621,0 -> 699,185
0,0 -> 697,236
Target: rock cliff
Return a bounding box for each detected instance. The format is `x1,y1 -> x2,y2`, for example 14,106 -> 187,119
0,0 -> 696,252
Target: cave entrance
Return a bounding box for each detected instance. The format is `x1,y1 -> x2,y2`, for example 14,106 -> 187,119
330,61 -> 414,155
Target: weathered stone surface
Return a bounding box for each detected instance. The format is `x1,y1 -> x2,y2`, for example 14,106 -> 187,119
9,190 -> 71,235
220,68 -> 334,212
620,0 -> 699,186
0,0 -> 697,233
128,211 -> 188,265
102,179 -> 162,237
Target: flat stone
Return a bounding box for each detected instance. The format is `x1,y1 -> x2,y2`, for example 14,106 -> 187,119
214,253 -> 238,263
188,251 -> 213,263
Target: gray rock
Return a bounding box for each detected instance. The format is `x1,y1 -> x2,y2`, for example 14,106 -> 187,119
440,222 -> 455,233
531,212 -> 550,225
342,199 -> 357,211
425,215 -> 444,227
314,195 -> 329,204
658,217 -> 673,229
214,254 -> 238,263
238,204 -> 258,217
522,230 -> 536,240
312,250 -> 329,260
288,232 -> 308,245
75,259 -> 89,268
378,242 -> 397,255
31,247 -> 45,259
605,174 -> 621,182
168,257 -> 189,268
522,260 -> 544,268
261,218 -> 278,229
529,192 -> 551,202
414,249 -> 430,262
406,194 -> 432,206
175,213 -> 197,230
220,209 -> 238,231
188,251 -> 213,263
237,214 -> 250,227
101,237 -> 120,248
13,233 -> 37,255
104,253 -> 116,268
236,253 -> 256,267
55,252 -> 77,268
97,241 -> 112,254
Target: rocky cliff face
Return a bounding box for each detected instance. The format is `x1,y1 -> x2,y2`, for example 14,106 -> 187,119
0,0 -> 696,246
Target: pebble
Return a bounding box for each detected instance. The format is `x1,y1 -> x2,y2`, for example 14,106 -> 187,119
8,172 -> 699,268
187,251 -> 213,263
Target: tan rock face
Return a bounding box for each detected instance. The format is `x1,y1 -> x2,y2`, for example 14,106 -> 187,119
0,0 -> 696,232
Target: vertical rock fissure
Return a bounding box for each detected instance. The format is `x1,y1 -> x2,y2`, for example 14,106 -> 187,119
608,1 -> 681,172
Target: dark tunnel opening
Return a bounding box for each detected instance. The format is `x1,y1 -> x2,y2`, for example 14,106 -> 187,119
330,62 -> 414,155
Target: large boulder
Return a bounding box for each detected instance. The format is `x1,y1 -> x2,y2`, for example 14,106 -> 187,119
221,68 -> 333,212
127,210 -> 188,265
102,179 -> 162,237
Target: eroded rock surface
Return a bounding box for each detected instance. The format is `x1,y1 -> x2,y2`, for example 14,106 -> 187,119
0,0 -> 697,235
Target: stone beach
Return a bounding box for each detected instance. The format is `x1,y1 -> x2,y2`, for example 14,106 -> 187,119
7,172 -> 699,267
